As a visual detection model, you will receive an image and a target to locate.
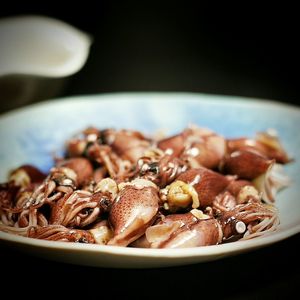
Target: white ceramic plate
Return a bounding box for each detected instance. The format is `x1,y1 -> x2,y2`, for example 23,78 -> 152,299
1,93 -> 300,268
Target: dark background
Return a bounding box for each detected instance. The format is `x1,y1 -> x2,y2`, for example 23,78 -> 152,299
1,2 -> 299,298
1,2 -> 299,106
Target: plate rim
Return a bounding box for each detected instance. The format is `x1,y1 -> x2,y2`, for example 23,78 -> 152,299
1,91 -> 300,120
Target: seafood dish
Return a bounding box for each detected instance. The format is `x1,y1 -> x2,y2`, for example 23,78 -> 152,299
0,125 -> 291,248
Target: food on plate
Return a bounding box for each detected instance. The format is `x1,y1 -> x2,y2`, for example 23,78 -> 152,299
0,125 -> 291,248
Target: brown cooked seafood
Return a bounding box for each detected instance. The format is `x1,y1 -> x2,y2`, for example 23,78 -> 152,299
0,125 -> 291,248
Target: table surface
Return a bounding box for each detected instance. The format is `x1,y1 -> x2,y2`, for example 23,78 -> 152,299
1,4 -> 299,298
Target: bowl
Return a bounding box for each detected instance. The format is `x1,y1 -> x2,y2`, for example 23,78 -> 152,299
0,15 -> 91,112
0,92 -> 299,268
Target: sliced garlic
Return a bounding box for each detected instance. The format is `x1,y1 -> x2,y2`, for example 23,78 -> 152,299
95,178 -> 118,199
163,180 -> 200,210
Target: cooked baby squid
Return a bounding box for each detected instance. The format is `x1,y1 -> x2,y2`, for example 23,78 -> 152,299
226,130 -> 290,164
176,167 -> 231,208
158,125 -> 226,169
0,125 -> 291,248
108,179 -> 159,246
132,210 -> 221,248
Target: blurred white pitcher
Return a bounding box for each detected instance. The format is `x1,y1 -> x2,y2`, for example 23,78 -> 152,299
0,15 -> 92,112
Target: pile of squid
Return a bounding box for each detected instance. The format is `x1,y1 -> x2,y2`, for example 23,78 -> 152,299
0,125 -> 292,248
